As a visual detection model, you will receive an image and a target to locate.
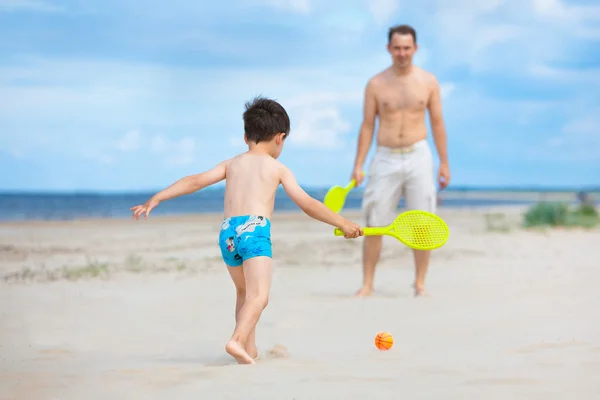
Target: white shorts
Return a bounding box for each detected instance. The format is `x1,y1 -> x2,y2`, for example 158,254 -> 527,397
362,140 -> 437,227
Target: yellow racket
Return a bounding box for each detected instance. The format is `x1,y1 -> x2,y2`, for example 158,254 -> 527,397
334,210 -> 450,250
323,172 -> 365,213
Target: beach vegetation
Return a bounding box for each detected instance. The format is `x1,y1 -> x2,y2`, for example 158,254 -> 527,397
522,201 -> 599,229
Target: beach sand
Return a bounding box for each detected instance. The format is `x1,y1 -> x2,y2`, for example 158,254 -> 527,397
1,207 -> 599,399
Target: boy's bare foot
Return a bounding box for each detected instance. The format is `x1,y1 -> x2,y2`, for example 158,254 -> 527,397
355,286 -> 374,296
246,343 -> 258,359
247,348 -> 258,359
225,340 -> 256,364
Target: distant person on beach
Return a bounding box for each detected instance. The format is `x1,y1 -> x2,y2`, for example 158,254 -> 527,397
350,24 -> 450,297
130,96 -> 363,364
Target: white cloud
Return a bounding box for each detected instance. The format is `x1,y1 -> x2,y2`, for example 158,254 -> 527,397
562,111 -> 600,137
228,89 -> 362,150
228,103 -> 354,150
229,136 -> 246,149
288,104 -> 352,149
412,46 -> 430,68
528,64 -> 600,86
76,131 -> 198,166
440,83 -> 456,99
116,130 -> 141,152
82,150 -> 116,165
146,133 -> 197,166
150,135 -> 168,153
9,148 -> 24,159
256,0 -> 311,14
165,136 -> 196,166
0,55 -> 385,160
532,0 -> 600,22
368,0 -> 400,25
0,0 -> 62,12
422,0 -> 599,76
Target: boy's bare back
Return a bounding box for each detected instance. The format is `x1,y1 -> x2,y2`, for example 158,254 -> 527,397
222,151 -> 283,219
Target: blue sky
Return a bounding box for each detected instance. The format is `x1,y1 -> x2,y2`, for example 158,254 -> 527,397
1,0 -> 599,192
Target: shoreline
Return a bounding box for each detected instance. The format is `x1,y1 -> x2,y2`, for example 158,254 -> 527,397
0,204 -> 534,226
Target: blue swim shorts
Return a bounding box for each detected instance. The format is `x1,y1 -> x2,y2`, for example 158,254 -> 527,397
218,215 -> 272,267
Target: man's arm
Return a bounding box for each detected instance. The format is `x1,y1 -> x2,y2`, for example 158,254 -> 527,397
152,159 -> 231,202
279,165 -> 353,229
352,79 -> 378,180
427,76 -> 449,166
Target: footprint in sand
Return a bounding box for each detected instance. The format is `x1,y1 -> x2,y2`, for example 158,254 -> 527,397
463,377 -> 539,386
203,344 -> 290,367
34,348 -> 74,361
265,344 -> 289,359
512,340 -> 594,354
38,348 -> 73,355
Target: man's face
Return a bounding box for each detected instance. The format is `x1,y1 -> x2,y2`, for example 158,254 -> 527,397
387,33 -> 417,67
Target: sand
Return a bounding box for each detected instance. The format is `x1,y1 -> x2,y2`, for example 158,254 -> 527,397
1,206 -> 599,399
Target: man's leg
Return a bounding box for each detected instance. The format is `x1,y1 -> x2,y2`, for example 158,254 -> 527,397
225,256 -> 272,364
356,151 -> 403,297
404,142 -> 437,297
356,236 -> 382,296
226,265 -> 258,359
412,250 -> 431,296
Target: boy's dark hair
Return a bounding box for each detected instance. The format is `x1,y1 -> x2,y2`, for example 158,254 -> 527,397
243,96 -> 290,143
388,24 -> 417,44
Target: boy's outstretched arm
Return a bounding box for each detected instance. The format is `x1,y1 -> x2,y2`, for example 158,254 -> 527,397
131,159 -> 230,220
279,165 -> 363,238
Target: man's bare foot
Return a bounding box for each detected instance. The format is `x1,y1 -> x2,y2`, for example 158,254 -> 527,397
355,286 -> 374,296
413,284 -> 431,297
225,340 -> 256,364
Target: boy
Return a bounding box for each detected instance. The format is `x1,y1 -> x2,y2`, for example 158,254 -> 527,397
130,96 -> 363,365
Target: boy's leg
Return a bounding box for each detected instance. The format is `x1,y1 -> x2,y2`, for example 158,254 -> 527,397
226,265 -> 258,358
225,256 -> 272,365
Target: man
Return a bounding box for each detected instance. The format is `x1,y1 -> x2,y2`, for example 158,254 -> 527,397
351,24 -> 450,297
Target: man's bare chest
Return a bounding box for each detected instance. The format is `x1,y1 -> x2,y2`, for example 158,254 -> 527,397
377,82 -> 430,113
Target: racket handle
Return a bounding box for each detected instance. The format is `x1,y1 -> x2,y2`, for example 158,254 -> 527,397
344,179 -> 357,191
334,227 -> 381,236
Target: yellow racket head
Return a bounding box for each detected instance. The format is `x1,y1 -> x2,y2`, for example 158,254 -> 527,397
389,210 -> 450,250
323,179 -> 356,213
323,186 -> 348,213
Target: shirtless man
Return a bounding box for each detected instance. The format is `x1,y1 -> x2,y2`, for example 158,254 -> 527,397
351,24 -> 450,297
130,96 -> 363,364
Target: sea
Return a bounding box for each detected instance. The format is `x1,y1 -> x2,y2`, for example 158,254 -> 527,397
1,186 -> 597,222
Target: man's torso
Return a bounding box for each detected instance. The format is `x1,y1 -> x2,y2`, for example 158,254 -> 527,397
372,66 -> 433,148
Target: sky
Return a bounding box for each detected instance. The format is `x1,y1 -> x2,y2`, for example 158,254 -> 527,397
1,0 -> 599,192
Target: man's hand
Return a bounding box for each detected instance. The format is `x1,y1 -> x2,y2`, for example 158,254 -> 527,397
340,220 -> 363,239
438,163 -> 450,190
352,166 -> 366,186
130,197 -> 160,220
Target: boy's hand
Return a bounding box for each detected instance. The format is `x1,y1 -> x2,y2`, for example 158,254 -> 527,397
340,221 -> 363,239
130,197 -> 160,220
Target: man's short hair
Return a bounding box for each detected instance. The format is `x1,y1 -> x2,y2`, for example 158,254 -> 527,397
243,96 -> 290,143
388,24 -> 417,44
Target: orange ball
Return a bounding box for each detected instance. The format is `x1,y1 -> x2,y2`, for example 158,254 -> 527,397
374,331 -> 394,351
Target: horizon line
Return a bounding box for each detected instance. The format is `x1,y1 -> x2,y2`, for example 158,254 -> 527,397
0,184 -> 599,195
